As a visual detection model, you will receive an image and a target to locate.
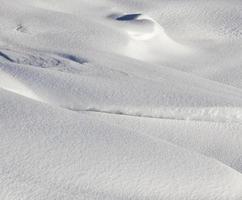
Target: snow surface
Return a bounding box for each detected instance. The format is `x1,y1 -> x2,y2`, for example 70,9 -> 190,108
0,0 -> 242,199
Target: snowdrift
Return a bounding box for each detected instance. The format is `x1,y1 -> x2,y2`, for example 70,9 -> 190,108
0,0 -> 242,199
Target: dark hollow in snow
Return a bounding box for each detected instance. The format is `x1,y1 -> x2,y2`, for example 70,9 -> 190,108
0,51 -> 14,62
116,14 -> 142,21
60,54 -> 87,64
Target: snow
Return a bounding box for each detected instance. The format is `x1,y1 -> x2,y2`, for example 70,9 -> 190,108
0,0 -> 242,199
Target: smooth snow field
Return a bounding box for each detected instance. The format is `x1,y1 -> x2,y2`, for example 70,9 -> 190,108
0,0 -> 242,199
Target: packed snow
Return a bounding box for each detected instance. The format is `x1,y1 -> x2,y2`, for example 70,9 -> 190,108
0,0 -> 242,199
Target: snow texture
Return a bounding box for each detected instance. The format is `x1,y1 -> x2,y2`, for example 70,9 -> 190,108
0,0 -> 242,199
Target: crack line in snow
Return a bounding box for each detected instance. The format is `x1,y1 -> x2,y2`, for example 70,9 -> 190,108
67,107 -> 242,124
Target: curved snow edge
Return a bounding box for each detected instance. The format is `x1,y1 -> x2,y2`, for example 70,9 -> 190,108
68,106 -> 242,123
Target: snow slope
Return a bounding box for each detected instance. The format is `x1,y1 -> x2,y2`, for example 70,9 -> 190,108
0,0 -> 242,199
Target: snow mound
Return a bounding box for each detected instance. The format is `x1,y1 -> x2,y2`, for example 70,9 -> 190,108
112,13 -> 192,61
0,89 -> 242,200
0,68 -> 39,101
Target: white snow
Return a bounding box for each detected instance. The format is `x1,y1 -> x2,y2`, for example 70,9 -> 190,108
0,0 -> 242,199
